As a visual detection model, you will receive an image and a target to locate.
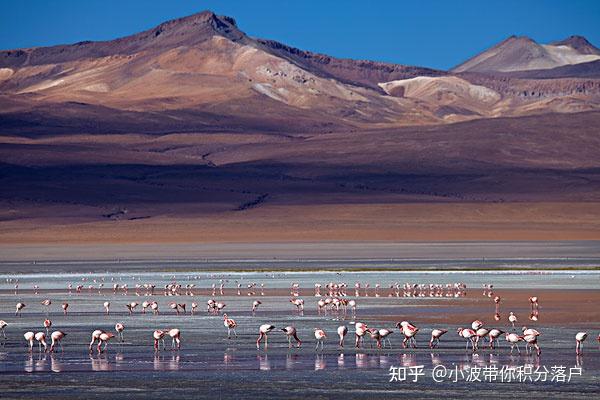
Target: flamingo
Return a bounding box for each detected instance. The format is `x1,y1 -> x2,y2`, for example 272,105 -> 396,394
153,330 -> 166,351
281,326 -> 302,348
522,327 -> 541,356
24,331 -> 35,351
169,302 -> 179,315
348,299 -> 357,315
337,325 -> 348,347
62,303 -> 69,315
355,322 -> 368,348
379,329 -> 394,349
368,328 -> 382,348
457,327 -> 477,351
115,323 -> 125,342
0,320 -> 7,339
488,328 -> 504,349
397,321 -> 419,348
15,302 -> 25,317
89,330 -> 104,352
98,332 -> 115,352
505,332 -> 524,354
141,301 -> 150,314
475,328 -> 490,350
126,302 -> 138,315
168,328 -> 181,350
290,298 -> 304,312
103,301 -> 110,315
471,320 -> 484,331
43,319 -> 52,334
191,302 -> 198,315
256,324 -> 275,350
508,312 -> 517,328
429,329 -> 448,349
314,328 -> 327,350
252,300 -> 262,313
223,314 -> 238,339
575,332 -> 588,355
35,332 -> 47,352
41,299 -> 52,313
50,331 -> 66,352
529,296 -> 539,310
216,302 -> 226,314
150,301 -> 159,315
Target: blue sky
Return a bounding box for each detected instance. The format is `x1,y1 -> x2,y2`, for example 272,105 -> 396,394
1,0 -> 599,70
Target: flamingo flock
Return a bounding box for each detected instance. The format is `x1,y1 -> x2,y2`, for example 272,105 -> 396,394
1,278 -> 597,360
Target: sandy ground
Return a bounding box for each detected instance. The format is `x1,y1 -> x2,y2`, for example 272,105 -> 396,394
1,202 -> 599,247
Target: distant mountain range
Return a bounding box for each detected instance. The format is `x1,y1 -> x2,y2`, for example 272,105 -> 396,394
1,11 -> 599,243
1,10 -> 599,135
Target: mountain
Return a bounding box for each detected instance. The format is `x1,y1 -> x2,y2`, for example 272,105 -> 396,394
1,11 -> 600,243
452,35 -> 600,74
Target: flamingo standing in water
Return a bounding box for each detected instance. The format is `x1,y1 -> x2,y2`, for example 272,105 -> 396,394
126,302 -> 138,315
256,324 -> 275,350
24,331 -> 35,351
35,332 -> 48,352
191,302 -> 198,315
15,302 -> 25,317
575,332 -> 588,355
252,300 -> 262,313
115,323 -> 125,342
522,327 -> 541,356
355,322 -> 368,348
337,325 -> 348,347
368,328 -> 382,348
0,320 -> 7,339
62,303 -> 69,315
98,332 -> 115,353
281,326 -> 302,348
169,302 -> 179,315
89,330 -> 104,352
397,321 -> 419,348
508,312 -> 517,328
314,328 -> 327,350
379,329 -> 394,349
50,331 -> 66,352
223,314 -> 238,339
505,332 -> 524,354
43,319 -> 52,334
494,296 -> 501,314
168,328 -> 181,349
103,301 -> 110,315
141,301 -> 150,314
529,296 -> 539,311
150,301 -> 159,315
429,329 -> 448,348
41,299 -> 51,313
457,327 -> 477,351
153,330 -> 166,351
488,328 -> 504,349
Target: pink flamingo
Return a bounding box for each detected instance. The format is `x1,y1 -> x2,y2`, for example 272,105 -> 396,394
281,326 -> 302,348
355,322 -> 368,348
505,332 -> 524,354
508,312 -> 517,328
191,302 -> 198,315
89,330 -> 103,352
379,329 -> 394,349
397,321 -> 419,348
103,301 -> 110,315
98,332 -> 115,353
223,314 -> 238,339
168,328 -> 181,350
43,319 -> 52,334
575,332 -> 588,355
35,332 -> 47,352
256,324 -> 275,350
488,328 -> 504,349
62,303 -> 69,315
115,323 -> 125,342
337,325 -> 348,347
522,327 -> 541,356
457,327 -> 477,351
252,300 -> 262,313
153,330 -> 166,351
15,302 -> 25,317
50,331 -> 66,352
529,296 -> 539,311
429,329 -> 448,348
24,331 -> 35,351
314,328 -> 327,350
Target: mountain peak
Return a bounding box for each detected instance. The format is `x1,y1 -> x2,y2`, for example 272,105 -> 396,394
551,35 -> 600,55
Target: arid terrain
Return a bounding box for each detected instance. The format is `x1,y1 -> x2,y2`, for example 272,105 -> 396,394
1,11 -> 600,245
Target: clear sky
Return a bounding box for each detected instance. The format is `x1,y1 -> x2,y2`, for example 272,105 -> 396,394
1,0 -> 599,70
